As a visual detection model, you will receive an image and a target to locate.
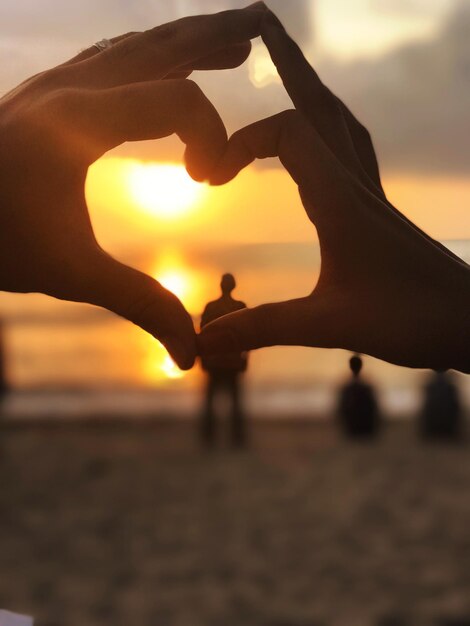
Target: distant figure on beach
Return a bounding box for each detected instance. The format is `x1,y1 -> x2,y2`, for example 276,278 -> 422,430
200,274 -> 248,448
419,371 -> 462,440
338,355 -> 380,438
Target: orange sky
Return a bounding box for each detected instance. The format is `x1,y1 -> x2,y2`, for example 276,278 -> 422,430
86,157 -> 470,255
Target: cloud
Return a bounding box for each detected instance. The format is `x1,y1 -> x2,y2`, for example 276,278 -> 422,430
183,1 -> 470,178
1,0 -> 468,176
319,1 -> 470,175
370,0 -> 453,18
156,0 -> 470,178
0,0 -> 312,91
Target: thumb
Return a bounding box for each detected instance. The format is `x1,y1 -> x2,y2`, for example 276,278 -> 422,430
198,296 -> 337,356
81,253 -> 197,370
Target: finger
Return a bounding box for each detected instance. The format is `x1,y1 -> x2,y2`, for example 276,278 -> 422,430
84,253 -> 197,370
67,37 -> 250,74
258,19 -> 466,268
72,5 -> 266,88
198,296 -> 336,355
261,12 -> 362,176
338,103 -> 383,191
62,79 -> 227,181
209,110 -> 362,254
210,110 -> 322,186
209,110 -> 349,222
62,32 -> 139,65
158,41 -> 251,78
179,41 -> 252,71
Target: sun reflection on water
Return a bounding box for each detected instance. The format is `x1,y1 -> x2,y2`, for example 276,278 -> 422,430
143,339 -> 185,384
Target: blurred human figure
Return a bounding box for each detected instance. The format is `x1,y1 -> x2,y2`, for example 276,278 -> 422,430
338,355 -> 380,438
419,370 -> 462,440
200,274 -> 248,448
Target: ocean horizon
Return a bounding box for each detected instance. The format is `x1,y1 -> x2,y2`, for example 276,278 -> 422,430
1,239 -> 469,419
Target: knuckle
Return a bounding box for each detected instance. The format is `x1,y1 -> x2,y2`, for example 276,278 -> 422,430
40,88 -> 82,121
35,65 -> 69,90
207,11 -> 233,39
147,20 -> 179,42
107,35 -> 141,63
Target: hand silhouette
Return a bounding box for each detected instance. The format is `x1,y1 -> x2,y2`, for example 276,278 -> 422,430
201,10 -> 470,373
0,3 -> 267,370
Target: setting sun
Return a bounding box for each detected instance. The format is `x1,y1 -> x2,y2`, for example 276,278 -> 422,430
128,162 -> 206,219
160,355 -> 185,380
157,270 -> 189,302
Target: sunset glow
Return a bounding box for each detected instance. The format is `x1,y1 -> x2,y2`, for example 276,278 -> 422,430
128,162 -> 206,219
160,355 -> 185,380
144,339 -> 185,383
157,270 -> 190,302
152,248 -> 206,316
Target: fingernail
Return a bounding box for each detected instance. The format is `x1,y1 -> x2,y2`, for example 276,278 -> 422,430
199,329 -> 240,356
163,336 -> 190,369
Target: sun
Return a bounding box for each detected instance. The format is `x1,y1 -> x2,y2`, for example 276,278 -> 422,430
157,270 -> 189,302
160,355 -> 185,380
128,162 -> 206,219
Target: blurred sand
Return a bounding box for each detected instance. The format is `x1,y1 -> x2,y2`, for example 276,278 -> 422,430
1,418 -> 470,626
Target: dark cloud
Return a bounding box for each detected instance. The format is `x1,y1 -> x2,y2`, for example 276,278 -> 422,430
320,2 -> 470,175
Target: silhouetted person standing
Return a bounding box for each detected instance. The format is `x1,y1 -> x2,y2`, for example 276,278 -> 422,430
200,274 -> 248,448
338,355 -> 380,438
419,370 -> 462,440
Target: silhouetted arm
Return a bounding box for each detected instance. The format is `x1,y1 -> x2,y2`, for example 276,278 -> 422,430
200,8 -> 470,374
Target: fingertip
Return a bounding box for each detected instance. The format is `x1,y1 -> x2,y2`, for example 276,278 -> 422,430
162,335 -> 196,370
185,162 -> 208,184
206,167 -> 233,186
185,141 -> 227,183
224,41 -> 252,68
179,355 -> 196,371
183,125 -> 228,184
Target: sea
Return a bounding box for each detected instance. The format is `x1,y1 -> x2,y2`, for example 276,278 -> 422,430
0,240 -> 469,421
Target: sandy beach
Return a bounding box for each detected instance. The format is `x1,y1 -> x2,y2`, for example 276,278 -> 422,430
1,418 -> 470,626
